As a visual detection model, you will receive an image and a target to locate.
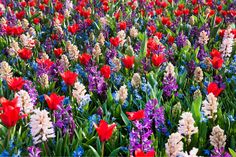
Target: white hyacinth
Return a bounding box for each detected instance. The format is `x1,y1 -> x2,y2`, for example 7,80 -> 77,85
30,109 -> 55,144
98,32 -> 105,46
20,33 -> 36,49
202,93 -> 218,120
60,54 -> 70,70
164,62 -> 176,78
92,43 -> 102,59
177,147 -> 199,157
210,125 -> 226,149
0,61 -> 13,80
131,73 -> 141,88
117,30 -> 126,46
178,112 -> 198,142
117,85 -> 128,104
72,82 -> 87,104
15,90 -> 34,114
8,39 -> 20,56
165,132 -> 183,157
220,28 -> 234,59
66,41 -> 79,61
130,26 -> 138,38
198,31 -> 209,45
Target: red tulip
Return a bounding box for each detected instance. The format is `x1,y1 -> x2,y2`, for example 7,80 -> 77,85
207,82 -> 223,97
36,58 -> 54,70
94,120 -> 116,142
33,18 -> 40,24
119,21 -> 127,30
126,110 -> 145,121
100,65 -> 111,79
211,57 -> 223,69
151,54 -> 166,67
54,48 -> 63,57
16,10 -> 25,20
44,93 -> 64,110
110,37 -> 121,47
134,149 -> 155,157
0,97 -> 22,128
61,70 -> 78,86
215,17 -> 222,24
18,48 -> 32,60
122,55 -> 135,69
210,49 -> 221,58
7,77 -> 25,91
168,36 -> 175,45
79,53 -> 92,65
68,23 -> 79,34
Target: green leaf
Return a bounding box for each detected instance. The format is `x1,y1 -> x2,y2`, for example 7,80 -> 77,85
109,147 -> 122,156
191,95 -> 202,124
229,148 -> 236,157
121,110 -> 130,126
88,145 -> 100,157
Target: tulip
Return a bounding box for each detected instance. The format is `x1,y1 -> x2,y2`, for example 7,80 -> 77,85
61,71 -> 78,86
7,77 -> 25,91
44,93 -> 64,110
207,82 -> 223,97
151,54 -> 166,67
134,149 -> 155,157
122,55 -> 135,69
126,110 -> 145,121
18,48 -> 32,60
79,53 -> 92,66
100,65 -> 111,79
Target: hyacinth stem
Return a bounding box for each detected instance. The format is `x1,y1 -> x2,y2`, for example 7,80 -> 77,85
44,141 -> 50,156
101,142 -> 105,157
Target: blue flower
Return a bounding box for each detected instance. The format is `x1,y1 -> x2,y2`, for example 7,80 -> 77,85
0,150 -> 9,157
61,81 -> 67,92
63,97 -> 70,105
72,146 -> 84,157
38,95 -> 45,102
203,149 -> 211,156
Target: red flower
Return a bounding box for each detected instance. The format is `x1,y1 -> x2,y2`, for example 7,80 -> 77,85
100,65 -> 111,79
215,17 -> 222,24
33,18 -> 40,24
7,77 -> 25,91
94,120 -> 116,142
119,21 -> 127,30
68,23 -> 79,34
0,97 -> 22,128
16,10 -> 25,20
44,93 -> 64,110
156,8 -> 162,15
54,48 -> 63,57
61,70 -> 78,86
151,54 -> 166,67
155,32 -> 162,39
110,37 -> 121,47
79,53 -> 92,65
126,110 -> 145,121
147,25 -> 156,34
18,48 -> 32,60
168,36 -> 175,45
161,17 -> 171,26
134,149 -> 155,157
174,10 -> 183,17
36,58 -> 54,70
210,49 -> 221,58
211,57 -> 224,69
55,1 -> 63,11
122,55 -> 135,69
207,82 -> 223,97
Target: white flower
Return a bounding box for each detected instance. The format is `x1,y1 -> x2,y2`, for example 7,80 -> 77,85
131,73 -> 141,88
38,74 -> 49,88
178,147 -> 199,157
30,109 -> 55,144
73,82 -> 87,103
117,85 -> 128,104
210,125 -> 226,149
15,90 -> 34,114
0,61 -> 13,80
164,62 -> 176,78
220,28 -> 234,59
194,67 -> 203,82
202,93 -> 218,119
165,132 -> 183,157
60,54 -> 70,70
66,41 -> 79,61
20,33 -> 36,49
92,43 -> 101,59
117,30 -> 126,46
198,31 -> 209,45
178,112 -> 198,141
98,32 -> 105,46
130,26 -> 138,38
8,40 -> 20,56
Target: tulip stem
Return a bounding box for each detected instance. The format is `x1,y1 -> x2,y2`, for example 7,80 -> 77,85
101,142 -> 105,157
7,128 -> 11,146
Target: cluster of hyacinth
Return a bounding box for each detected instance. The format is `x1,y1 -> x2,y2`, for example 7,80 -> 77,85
162,62 -> 178,97
129,99 -> 166,155
53,105 -> 76,137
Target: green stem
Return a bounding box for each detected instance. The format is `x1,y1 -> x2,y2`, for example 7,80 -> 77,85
101,142 -> 105,157
44,141 -> 50,156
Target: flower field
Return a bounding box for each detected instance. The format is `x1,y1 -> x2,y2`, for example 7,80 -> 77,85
0,0 -> 236,156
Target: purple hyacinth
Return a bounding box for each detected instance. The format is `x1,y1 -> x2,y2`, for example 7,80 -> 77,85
53,105 -> 76,138
162,73 -> 178,97
213,75 -> 226,89
23,80 -> 38,105
129,99 -> 166,155
197,46 -> 207,61
176,32 -> 188,48
28,146 -> 41,157
211,147 -> 232,157
187,60 -> 196,75
87,66 -> 107,95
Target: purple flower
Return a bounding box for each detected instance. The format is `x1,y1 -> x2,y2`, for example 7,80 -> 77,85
28,146 -> 41,157
162,74 -> 178,97
23,80 -> 38,105
53,105 -> 76,138
176,32 -> 188,48
211,147 -> 232,157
